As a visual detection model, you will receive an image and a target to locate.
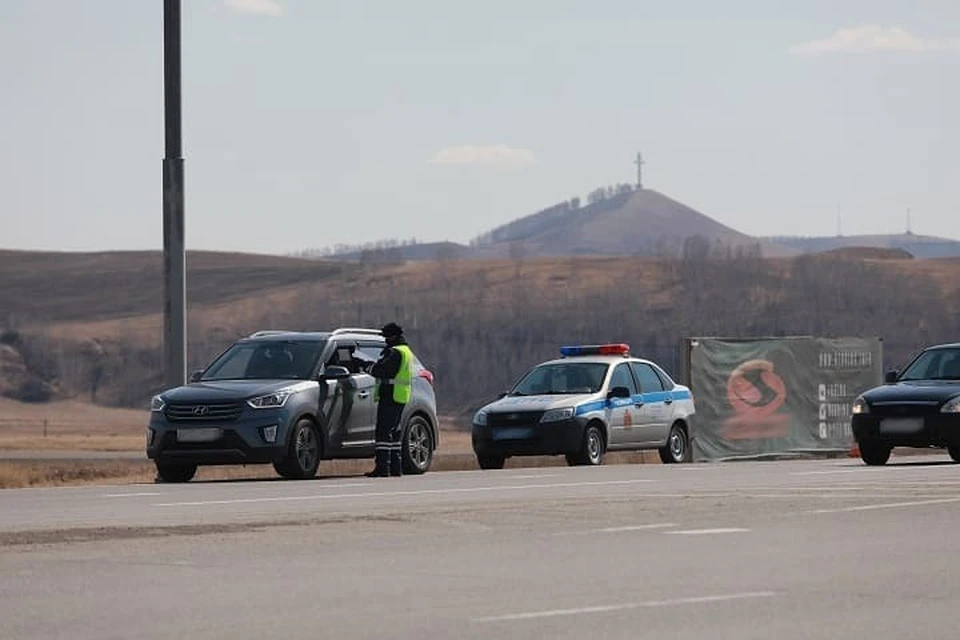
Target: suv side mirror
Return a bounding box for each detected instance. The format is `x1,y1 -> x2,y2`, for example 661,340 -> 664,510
322,365 -> 351,381
189,369 -> 204,383
885,369 -> 899,384
607,386 -> 631,400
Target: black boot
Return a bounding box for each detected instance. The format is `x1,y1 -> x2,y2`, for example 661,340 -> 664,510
389,449 -> 403,477
366,450 -> 389,477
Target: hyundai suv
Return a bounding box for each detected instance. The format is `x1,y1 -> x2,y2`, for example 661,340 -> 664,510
147,328 -> 438,482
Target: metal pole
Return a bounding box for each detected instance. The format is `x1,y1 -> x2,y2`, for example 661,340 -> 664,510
163,0 -> 186,388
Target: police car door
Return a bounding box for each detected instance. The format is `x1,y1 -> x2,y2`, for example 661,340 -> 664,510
607,363 -> 642,446
631,362 -> 673,445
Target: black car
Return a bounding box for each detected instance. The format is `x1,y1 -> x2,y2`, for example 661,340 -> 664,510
146,328 -> 438,482
851,342 -> 960,465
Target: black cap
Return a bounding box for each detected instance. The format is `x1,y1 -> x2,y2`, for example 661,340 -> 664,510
380,322 -> 403,338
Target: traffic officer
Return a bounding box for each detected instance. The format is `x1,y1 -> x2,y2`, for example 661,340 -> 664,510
367,322 -> 416,477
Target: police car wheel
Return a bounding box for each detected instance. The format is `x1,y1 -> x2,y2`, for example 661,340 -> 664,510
568,424 -> 605,466
659,423 -> 689,464
477,455 -> 506,470
402,415 -> 433,474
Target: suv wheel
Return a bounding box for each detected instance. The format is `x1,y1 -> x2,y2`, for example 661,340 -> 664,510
402,415 -> 433,475
568,424 -> 605,466
859,441 -> 892,466
659,423 -> 690,464
155,462 -> 197,483
948,446 -> 960,463
274,419 -> 321,479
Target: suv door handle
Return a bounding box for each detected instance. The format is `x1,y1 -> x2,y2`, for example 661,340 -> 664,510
634,401 -> 644,408
664,398 -> 674,405
358,391 -> 370,399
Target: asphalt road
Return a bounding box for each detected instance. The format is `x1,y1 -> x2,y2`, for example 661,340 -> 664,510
2,455 -> 960,639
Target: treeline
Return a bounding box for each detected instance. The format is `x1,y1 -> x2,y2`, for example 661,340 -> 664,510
5,252 -> 959,418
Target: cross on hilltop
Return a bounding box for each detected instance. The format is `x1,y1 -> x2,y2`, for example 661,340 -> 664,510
634,152 -> 645,190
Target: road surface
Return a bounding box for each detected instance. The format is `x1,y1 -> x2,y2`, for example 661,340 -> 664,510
1,455 -> 959,639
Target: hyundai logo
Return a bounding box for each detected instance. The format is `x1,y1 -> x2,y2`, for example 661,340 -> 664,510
192,406 -> 210,416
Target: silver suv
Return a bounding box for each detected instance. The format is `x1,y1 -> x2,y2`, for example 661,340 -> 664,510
147,328 -> 438,482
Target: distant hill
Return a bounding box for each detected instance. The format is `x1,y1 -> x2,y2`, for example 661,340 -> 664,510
311,187 -> 795,262
766,233 -> 960,259
473,188 -> 793,257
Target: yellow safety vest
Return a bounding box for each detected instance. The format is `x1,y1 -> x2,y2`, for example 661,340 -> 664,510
375,344 -> 414,404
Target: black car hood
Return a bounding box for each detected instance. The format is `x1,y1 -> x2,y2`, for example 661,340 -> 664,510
161,380 -> 310,403
864,380 -> 960,404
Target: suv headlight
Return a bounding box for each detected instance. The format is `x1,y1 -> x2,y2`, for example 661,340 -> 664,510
248,390 -> 292,409
851,396 -> 869,415
150,395 -> 166,412
942,397 -> 960,414
541,407 -> 575,423
473,409 -> 488,426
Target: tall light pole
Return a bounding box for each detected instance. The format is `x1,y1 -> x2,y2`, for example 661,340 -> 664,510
163,0 -> 186,388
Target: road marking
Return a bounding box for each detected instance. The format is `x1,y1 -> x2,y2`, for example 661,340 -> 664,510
664,528 -> 751,535
600,523 -> 678,533
553,523 -> 677,537
508,474 -> 559,480
101,492 -> 163,498
471,591 -> 778,623
809,497 -> 960,515
153,479 -> 654,507
790,470 -> 860,476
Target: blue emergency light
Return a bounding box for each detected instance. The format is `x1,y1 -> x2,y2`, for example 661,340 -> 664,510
560,344 -> 631,357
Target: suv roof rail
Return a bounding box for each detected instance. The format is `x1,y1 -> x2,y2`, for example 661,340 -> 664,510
331,327 -> 383,337
248,330 -> 294,338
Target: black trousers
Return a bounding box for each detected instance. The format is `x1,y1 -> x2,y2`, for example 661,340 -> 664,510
375,400 -> 404,475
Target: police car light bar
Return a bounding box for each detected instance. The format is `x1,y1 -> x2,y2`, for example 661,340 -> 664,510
560,344 -> 630,357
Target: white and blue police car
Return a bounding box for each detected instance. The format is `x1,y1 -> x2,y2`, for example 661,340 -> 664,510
471,344 -> 696,469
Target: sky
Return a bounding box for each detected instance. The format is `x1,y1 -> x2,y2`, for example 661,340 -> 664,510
1,0 -> 958,255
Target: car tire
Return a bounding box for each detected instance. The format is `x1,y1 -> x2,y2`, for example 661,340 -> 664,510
659,422 -> 690,464
948,446 -> 960,463
155,462 -> 197,483
568,424 -> 605,466
402,415 -> 433,475
477,455 -> 506,470
274,419 -> 321,480
859,441 -> 892,466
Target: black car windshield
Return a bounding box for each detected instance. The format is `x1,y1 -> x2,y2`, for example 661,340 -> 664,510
511,362 -> 609,396
899,347 -> 960,381
201,340 -> 326,381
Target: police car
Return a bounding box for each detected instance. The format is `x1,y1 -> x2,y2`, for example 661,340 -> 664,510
471,344 -> 696,469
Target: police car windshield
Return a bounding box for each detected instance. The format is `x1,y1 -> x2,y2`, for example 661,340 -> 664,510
511,362 -> 609,396
201,340 -> 326,381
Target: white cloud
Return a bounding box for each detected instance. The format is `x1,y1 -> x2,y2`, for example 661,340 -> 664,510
790,25 -> 960,56
224,0 -> 283,17
430,145 -> 535,169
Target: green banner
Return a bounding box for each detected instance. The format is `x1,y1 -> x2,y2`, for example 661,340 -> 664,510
687,337 -> 883,461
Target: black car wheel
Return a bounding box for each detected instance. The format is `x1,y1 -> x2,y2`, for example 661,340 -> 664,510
948,446 -> 960,463
477,455 -> 506,470
659,422 -> 690,464
859,441 -> 892,466
568,424 -> 605,466
402,415 -> 434,475
274,419 -> 321,479
155,462 -> 197,483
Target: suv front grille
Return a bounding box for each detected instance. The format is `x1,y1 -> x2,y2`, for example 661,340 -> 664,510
488,411 -> 545,427
165,402 -> 243,423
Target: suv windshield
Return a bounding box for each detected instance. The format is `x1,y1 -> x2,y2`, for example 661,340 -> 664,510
899,347 -> 960,381
511,362 -> 609,396
201,340 -> 326,381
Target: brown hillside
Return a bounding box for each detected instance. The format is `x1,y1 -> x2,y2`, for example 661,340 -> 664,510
4,250 -> 960,414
